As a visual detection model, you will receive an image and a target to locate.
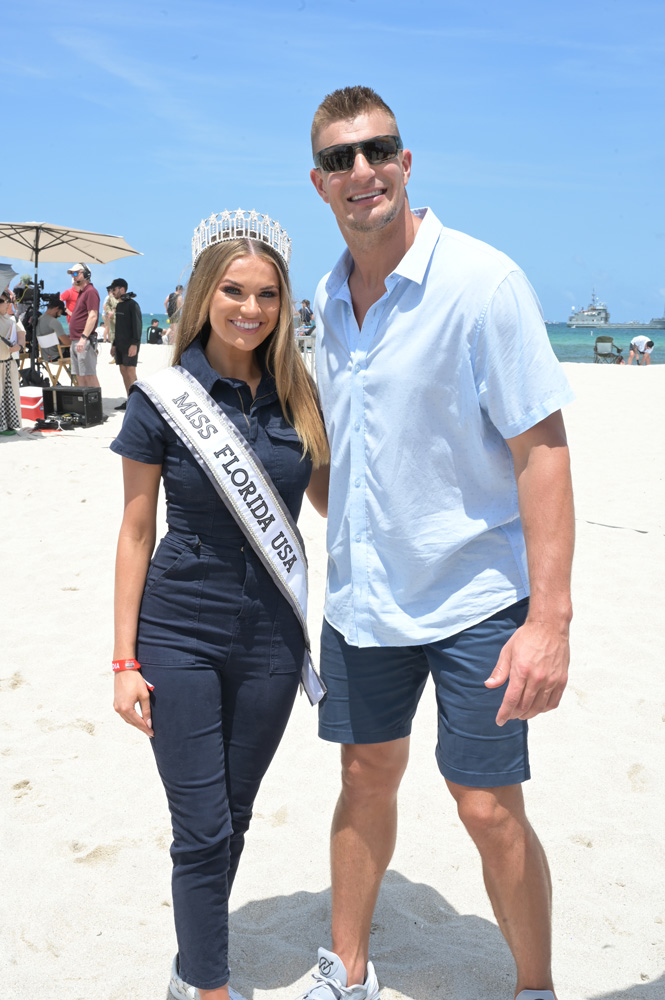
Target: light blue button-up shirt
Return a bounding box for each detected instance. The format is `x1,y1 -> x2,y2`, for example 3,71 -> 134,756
314,208 -> 574,648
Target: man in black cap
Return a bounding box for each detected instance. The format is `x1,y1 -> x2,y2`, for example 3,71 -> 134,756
109,279 -> 142,410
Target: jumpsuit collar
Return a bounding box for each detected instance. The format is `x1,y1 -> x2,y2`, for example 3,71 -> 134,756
180,336 -> 278,407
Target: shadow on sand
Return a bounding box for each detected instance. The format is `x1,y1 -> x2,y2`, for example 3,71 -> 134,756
164,870 -> 664,999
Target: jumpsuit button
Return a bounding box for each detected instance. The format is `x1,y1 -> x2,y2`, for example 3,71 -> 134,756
240,545 -> 244,552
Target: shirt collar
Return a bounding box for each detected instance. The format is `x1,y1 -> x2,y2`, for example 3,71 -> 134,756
325,207 -> 443,299
180,335 -> 277,400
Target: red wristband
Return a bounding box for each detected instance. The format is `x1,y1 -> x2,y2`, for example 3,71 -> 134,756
112,658 -> 141,672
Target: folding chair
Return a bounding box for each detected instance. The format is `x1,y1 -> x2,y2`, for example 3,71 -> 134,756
593,336 -> 623,364
37,333 -> 75,385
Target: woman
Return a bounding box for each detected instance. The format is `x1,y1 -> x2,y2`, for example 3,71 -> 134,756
0,291 -> 22,435
111,210 -> 329,1000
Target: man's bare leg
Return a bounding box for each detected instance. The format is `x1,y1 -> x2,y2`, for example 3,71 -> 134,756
330,738 -> 410,986
119,364 -> 137,394
447,781 -> 555,998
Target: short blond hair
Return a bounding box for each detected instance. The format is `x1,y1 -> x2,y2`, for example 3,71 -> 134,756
311,85 -> 400,153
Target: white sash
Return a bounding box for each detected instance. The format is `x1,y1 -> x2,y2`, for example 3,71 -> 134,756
136,365 -> 325,705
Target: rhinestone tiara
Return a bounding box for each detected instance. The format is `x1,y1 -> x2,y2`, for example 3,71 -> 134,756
192,209 -> 292,268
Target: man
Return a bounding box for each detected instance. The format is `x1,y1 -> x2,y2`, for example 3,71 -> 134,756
626,335 -> 654,366
164,283 -> 183,342
102,283 -> 120,347
60,271 -> 80,325
67,264 -> 100,388
302,86 -> 575,1000
299,298 -> 315,329
36,295 -> 71,361
109,278 -> 142,410
147,317 -> 164,344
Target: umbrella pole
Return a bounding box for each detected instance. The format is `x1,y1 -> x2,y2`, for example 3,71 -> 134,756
29,229 -> 41,377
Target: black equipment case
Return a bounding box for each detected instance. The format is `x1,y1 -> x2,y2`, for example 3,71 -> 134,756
42,386 -> 104,427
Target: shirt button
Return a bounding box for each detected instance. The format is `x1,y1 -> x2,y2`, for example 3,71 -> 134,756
355,534 -> 361,542
354,478 -> 361,487
354,422 -> 360,431
354,363 -> 361,372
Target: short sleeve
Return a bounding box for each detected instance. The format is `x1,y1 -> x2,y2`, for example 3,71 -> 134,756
110,386 -> 166,464
473,269 -> 574,439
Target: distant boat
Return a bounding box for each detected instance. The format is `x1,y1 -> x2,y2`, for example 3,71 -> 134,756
567,290 -> 665,329
567,291 -> 610,328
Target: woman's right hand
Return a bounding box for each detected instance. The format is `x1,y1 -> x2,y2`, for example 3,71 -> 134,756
113,670 -> 154,737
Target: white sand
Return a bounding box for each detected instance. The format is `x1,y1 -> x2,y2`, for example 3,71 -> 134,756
2,347 -> 664,999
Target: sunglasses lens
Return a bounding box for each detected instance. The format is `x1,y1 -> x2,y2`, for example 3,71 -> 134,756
362,137 -> 400,164
319,145 -> 354,172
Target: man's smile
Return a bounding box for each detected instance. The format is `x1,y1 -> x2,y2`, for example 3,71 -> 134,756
348,188 -> 387,203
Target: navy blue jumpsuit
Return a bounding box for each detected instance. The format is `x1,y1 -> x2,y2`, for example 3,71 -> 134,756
111,337 -> 311,991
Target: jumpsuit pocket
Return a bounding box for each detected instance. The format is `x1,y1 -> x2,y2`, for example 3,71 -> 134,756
143,533 -> 195,597
138,533 -> 206,664
264,418 -> 310,497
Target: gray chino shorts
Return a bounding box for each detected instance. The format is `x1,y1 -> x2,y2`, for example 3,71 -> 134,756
70,338 -> 98,377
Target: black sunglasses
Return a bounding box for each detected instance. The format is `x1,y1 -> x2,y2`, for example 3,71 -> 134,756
313,134 -> 403,173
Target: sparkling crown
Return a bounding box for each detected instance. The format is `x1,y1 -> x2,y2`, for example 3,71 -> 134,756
192,209 -> 292,268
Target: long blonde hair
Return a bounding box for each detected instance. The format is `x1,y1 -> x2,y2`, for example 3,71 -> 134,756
173,239 -> 328,467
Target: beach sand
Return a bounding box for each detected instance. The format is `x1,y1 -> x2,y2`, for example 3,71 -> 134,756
2,345 -> 663,999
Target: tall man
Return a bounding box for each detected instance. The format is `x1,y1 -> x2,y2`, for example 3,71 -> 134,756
108,279 -> 142,410
67,264 -> 100,388
303,86 -> 575,1000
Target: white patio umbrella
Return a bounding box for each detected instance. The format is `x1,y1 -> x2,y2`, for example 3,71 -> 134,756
0,222 -> 141,375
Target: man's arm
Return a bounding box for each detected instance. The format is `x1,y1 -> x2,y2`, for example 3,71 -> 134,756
76,309 -> 99,352
485,409 -> 574,725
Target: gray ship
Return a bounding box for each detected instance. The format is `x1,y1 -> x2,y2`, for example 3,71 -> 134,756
568,290 -> 665,329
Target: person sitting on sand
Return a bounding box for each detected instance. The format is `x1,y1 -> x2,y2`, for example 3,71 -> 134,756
111,208 -> 329,1000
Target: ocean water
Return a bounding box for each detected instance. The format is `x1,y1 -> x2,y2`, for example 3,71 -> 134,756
544,323 -> 662,364
139,315 -> 661,365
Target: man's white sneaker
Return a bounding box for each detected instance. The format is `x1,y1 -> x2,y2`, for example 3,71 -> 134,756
515,993 -> 556,1000
298,948 -> 380,1000
169,954 -> 248,1000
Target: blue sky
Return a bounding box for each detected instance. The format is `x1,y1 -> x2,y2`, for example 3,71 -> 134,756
4,0 -> 664,320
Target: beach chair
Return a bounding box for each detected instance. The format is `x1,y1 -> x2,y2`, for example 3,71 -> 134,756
593,336 -> 623,364
37,334 -> 74,386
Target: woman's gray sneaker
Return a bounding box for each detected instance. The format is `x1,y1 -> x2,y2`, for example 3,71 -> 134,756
169,954 -> 247,1000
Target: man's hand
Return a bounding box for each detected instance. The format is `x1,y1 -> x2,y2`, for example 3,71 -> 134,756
76,338 -> 87,354
485,618 -> 569,726
110,345 -> 116,357
128,344 -> 138,358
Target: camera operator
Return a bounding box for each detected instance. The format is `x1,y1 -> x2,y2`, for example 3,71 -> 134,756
36,295 -> 72,361
109,279 -> 142,410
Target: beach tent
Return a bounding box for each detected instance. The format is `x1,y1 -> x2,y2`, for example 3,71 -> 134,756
0,222 -> 141,377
